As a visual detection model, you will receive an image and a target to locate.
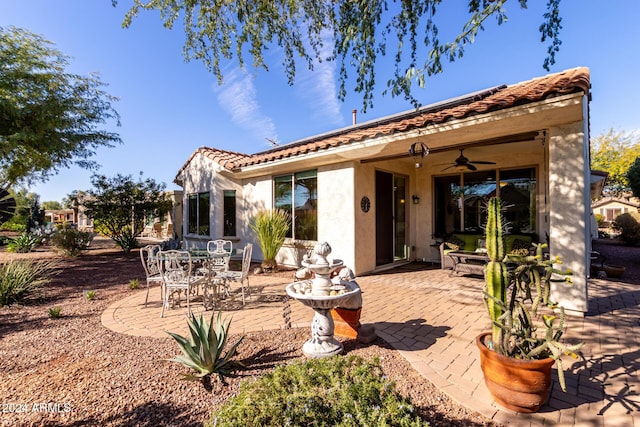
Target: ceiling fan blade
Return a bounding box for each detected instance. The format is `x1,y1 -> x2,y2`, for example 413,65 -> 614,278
467,163 -> 477,171
440,165 -> 455,172
469,160 -> 496,165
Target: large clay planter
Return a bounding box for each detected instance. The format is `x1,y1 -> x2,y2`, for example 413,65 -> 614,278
330,307 -> 362,339
476,332 -> 555,413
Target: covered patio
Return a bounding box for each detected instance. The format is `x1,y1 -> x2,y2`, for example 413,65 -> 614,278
103,264 -> 639,426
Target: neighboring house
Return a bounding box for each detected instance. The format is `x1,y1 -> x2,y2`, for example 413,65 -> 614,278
174,67 -> 595,314
592,196 -> 640,227
140,190 -> 184,241
44,208 -> 94,230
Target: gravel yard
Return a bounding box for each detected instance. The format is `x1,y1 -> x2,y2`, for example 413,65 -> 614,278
0,237 -> 497,427
1,236 -> 637,426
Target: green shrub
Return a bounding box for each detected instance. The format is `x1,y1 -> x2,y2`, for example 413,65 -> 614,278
613,212 -> 640,245
50,227 -> 94,256
0,220 -> 26,232
207,355 -> 426,427
0,259 -> 58,307
166,311 -> 244,391
249,209 -> 290,271
84,290 -> 96,301
48,307 -> 62,318
129,278 -> 139,289
6,233 -> 41,253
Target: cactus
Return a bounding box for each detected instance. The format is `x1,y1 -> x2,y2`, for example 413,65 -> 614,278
484,197 -> 508,347
482,197 -> 583,391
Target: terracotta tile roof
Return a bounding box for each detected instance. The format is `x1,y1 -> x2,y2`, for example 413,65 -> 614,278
177,67 -> 590,175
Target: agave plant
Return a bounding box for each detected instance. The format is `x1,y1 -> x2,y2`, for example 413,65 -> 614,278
6,232 -> 41,253
166,311 -> 244,390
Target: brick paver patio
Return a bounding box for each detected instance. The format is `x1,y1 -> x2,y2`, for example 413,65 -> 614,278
102,266 -> 639,426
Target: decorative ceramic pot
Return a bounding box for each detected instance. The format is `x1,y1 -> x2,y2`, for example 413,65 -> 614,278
476,332 -> 554,413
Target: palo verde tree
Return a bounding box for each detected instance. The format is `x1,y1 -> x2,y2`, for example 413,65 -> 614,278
0,26 -> 121,186
118,0 -> 563,112
83,174 -> 172,252
590,129 -> 640,197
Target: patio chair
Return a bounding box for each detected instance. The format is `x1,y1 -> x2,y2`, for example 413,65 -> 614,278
207,239 -> 233,255
220,243 -> 253,306
140,244 -> 163,307
159,250 -> 197,318
152,222 -> 163,238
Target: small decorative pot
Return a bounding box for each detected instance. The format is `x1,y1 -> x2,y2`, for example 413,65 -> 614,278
476,332 -> 554,413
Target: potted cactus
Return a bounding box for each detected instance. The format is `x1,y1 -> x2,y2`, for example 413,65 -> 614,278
477,197 -> 583,413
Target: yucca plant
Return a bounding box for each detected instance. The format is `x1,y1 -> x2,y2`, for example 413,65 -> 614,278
166,311 -> 244,391
0,259 -> 58,307
249,208 -> 290,271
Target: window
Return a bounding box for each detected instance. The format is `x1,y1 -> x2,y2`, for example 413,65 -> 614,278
434,168 -> 536,237
187,192 -> 210,235
605,208 -> 621,222
223,190 -> 236,237
274,170 -> 317,241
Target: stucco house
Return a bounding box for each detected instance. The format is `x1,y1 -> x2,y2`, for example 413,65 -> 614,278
174,67 -> 595,314
44,207 -> 94,230
592,196 -> 640,227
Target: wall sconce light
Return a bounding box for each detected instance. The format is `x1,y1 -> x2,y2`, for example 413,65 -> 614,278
408,142 -> 429,169
412,194 -> 420,204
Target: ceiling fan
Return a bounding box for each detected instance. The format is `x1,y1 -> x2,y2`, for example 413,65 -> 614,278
0,187 -> 17,224
440,149 -> 496,172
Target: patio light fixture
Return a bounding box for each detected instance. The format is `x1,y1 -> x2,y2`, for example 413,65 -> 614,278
408,142 -> 429,168
412,195 -> 420,204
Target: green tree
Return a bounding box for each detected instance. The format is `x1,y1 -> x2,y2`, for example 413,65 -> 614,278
627,157 -> 640,199
590,129 -> 640,196
0,26 -> 121,186
42,201 -> 62,210
119,0 -> 562,111
83,174 -> 172,252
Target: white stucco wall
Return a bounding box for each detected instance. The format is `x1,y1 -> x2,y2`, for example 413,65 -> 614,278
316,163 -> 356,270
548,120 -> 589,313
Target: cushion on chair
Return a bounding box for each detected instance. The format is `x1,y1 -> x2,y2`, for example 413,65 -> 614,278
456,234 -> 482,252
447,235 -> 467,251
505,235 -> 532,254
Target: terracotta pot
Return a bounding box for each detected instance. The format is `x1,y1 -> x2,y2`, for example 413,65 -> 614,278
330,307 -> 361,339
476,332 -> 555,413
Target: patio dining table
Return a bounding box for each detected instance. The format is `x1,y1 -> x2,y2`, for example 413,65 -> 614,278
155,249 -> 232,311
446,251 -> 488,277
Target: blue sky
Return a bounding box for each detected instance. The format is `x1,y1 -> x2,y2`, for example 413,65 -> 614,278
2,1 -> 639,203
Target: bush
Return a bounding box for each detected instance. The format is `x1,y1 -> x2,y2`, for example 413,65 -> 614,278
0,221 -> 26,232
207,355 -> 425,427
6,233 -> 41,253
613,212 -> 640,245
0,259 -> 58,307
50,227 -> 94,256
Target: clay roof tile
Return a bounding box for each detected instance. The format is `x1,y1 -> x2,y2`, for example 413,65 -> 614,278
177,67 -> 589,176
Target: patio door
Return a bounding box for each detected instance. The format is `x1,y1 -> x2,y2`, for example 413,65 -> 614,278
375,171 -> 408,266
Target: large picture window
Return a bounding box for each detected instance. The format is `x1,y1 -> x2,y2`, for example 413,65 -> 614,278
187,192 -> 210,236
274,170 -> 317,241
434,167 -> 536,237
